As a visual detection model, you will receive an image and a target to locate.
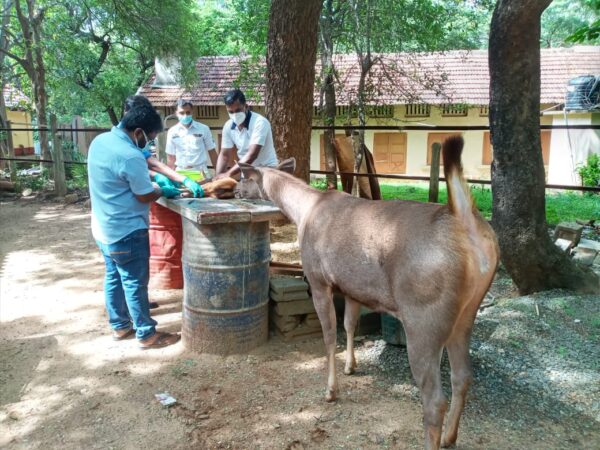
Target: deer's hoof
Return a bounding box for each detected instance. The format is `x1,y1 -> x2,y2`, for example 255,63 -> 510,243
441,434 -> 457,448
344,365 -> 355,375
325,389 -> 337,402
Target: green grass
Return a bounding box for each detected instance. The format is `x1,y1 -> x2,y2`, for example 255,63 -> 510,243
311,180 -> 599,226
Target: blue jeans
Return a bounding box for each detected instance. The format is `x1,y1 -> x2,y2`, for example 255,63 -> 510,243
96,229 -> 157,340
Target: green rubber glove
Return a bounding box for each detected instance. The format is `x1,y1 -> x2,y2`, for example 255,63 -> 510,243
153,173 -> 173,188
182,177 -> 205,198
160,184 -> 180,199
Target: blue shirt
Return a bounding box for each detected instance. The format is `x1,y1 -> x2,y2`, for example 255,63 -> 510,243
88,126 -> 155,244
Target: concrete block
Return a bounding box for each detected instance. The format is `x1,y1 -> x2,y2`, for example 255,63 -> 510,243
275,326 -> 322,342
554,238 -> 574,253
577,239 -> 600,252
274,298 -> 315,316
269,277 -> 309,295
270,309 -> 301,333
304,312 -> 321,329
572,247 -> 598,266
553,222 -> 584,246
270,289 -> 309,302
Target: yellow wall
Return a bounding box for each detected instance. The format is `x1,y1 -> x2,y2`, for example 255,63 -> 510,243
157,103 -> 579,183
6,110 -> 34,151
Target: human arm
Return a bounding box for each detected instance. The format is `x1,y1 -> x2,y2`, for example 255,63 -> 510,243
147,157 -> 186,185
208,148 -> 218,171
215,144 -> 261,180
165,128 -> 177,170
167,154 -> 177,170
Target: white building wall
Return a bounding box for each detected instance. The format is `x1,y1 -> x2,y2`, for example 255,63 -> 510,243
547,112 -> 600,185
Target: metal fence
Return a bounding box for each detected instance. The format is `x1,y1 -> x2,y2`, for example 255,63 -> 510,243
1,122 -> 599,194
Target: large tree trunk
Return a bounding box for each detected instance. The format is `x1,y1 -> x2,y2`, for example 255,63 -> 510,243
319,0 -> 338,190
489,0 -> 598,294
265,0 -> 322,182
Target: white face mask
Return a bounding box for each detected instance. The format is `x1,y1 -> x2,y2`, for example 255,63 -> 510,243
229,111 -> 246,126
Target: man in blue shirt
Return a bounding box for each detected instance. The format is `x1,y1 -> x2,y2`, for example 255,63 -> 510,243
88,104 -> 180,349
121,95 -> 205,198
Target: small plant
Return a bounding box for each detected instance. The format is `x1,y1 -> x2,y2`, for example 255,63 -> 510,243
577,153 -> 600,187
16,168 -> 51,192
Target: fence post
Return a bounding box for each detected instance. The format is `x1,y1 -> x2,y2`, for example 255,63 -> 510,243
428,142 -> 441,203
6,120 -> 17,182
51,115 -> 67,197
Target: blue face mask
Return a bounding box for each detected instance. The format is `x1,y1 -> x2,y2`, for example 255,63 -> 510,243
179,115 -> 193,125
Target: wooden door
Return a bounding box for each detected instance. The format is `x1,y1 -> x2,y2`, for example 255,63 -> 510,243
482,131 -> 550,165
427,133 -> 460,165
373,132 -> 407,174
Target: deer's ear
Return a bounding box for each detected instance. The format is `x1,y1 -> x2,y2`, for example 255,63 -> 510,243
238,162 -> 258,180
277,158 -> 296,175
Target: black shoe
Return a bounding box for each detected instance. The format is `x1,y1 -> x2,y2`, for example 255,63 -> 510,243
149,301 -> 159,309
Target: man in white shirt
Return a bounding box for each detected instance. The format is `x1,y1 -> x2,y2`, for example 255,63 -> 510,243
214,89 -> 278,180
166,99 -> 218,177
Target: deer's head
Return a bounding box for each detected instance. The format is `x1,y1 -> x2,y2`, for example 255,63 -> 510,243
235,158 -> 296,200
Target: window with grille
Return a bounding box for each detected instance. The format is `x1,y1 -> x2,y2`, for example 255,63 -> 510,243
196,105 -> 219,119
479,105 -> 489,116
441,104 -> 468,117
367,105 -> 394,118
405,104 -> 431,117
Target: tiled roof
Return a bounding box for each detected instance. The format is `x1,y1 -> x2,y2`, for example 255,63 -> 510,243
138,46 -> 600,107
2,85 -> 30,109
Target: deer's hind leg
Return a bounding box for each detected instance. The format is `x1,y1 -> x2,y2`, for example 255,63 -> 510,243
441,302 -> 480,448
310,280 -> 338,402
405,320 -> 450,450
343,296 -> 361,375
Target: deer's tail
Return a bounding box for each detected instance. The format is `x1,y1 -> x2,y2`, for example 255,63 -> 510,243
442,136 -> 475,225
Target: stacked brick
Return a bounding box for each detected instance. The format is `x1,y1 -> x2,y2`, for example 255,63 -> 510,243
269,277 -> 322,341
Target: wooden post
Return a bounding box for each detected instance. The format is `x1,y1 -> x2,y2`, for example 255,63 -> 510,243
51,115 -> 67,197
6,120 -> 17,182
428,142 -> 441,203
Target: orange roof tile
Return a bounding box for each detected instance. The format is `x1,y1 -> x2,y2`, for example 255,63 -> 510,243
138,47 -> 600,107
2,85 -> 30,110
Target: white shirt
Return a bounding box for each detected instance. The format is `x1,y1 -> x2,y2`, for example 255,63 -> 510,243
166,120 -> 215,171
221,111 -> 278,167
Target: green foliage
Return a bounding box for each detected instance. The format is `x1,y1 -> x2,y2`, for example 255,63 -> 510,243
577,153 -> 600,187
66,163 -> 88,190
542,0 -> 600,47
16,168 -> 51,192
566,0 -> 600,43
2,0 -> 206,126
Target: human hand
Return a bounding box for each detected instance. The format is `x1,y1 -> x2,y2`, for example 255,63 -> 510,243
213,172 -> 229,181
182,177 -> 205,198
160,184 -> 180,199
153,173 -> 173,188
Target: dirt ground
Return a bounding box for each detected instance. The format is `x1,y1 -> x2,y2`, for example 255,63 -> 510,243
1,199 -> 599,450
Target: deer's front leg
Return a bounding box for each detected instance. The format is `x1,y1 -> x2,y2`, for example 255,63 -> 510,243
343,296 -> 360,375
311,282 -> 337,402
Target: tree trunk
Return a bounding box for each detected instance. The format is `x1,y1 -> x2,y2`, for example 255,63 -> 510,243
265,0 -> 322,182
29,0 -> 50,165
0,1 -> 12,166
319,0 -> 338,190
489,0 -> 598,294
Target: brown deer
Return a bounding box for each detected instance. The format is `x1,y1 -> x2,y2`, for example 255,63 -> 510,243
236,136 -> 499,450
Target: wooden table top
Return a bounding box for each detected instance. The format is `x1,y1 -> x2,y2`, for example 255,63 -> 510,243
156,197 -> 285,225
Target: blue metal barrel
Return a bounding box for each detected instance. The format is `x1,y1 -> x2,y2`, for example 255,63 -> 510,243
181,219 -> 270,354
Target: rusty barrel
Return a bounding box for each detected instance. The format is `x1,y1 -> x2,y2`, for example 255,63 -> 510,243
148,202 -> 183,289
181,219 -> 270,354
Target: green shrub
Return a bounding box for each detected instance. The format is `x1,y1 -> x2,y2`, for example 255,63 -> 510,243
577,153 -> 600,187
